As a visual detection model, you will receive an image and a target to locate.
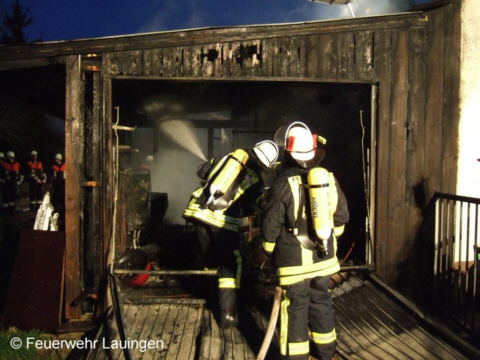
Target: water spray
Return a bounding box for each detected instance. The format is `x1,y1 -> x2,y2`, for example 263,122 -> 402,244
347,3 -> 355,17
159,120 -> 207,161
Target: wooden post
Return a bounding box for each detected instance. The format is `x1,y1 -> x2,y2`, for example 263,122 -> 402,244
65,55 -> 85,319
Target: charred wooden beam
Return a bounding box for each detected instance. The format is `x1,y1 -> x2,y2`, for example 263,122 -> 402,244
0,56 -> 63,70
0,13 -> 426,62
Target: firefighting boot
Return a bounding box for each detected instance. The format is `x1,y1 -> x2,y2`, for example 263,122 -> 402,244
219,309 -> 238,329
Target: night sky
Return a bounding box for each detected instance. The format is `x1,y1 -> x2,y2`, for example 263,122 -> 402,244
14,0 -> 436,43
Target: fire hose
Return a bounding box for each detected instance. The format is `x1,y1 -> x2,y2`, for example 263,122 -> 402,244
256,286 -> 282,360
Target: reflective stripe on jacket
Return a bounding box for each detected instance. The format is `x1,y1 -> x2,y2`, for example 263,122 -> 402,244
183,188 -> 240,232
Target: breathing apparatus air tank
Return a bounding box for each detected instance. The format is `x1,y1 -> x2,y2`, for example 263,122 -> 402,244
307,167 -> 336,255
206,149 -> 249,209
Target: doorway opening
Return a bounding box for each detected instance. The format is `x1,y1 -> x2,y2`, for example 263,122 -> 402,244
111,79 -> 374,266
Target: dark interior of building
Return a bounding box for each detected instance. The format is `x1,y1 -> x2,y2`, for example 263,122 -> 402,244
111,79 -> 372,266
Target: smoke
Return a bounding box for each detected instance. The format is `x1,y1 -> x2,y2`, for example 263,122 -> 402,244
286,0 -> 416,22
159,120 -> 207,161
348,0 -> 415,17
151,146 -> 206,224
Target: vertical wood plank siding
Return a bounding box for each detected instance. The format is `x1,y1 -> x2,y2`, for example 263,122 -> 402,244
305,35 -> 318,78
373,29 -> 392,281
442,1 -> 461,195
318,33 -> 337,79
424,9 -> 445,202
403,26 -> 427,298
386,28 -> 409,283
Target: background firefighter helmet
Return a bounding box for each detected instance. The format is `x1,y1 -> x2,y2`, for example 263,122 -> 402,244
55,153 -> 63,160
6,151 -> 15,158
253,140 -> 279,168
30,150 -> 38,156
0,152 -> 4,158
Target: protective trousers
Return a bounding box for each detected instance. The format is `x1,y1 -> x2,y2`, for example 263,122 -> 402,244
196,225 -> 242,327
29,180 -> 43,210
2,181 -> 17,212
280,276 -> 336,360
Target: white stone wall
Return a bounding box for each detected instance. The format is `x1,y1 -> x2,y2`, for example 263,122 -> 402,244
457,0 -> 480,198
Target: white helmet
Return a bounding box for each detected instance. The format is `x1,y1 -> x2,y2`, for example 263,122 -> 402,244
0,152 -> 4,158
6,151 -> 15,158
253,140 -> 279,168
146,155 -> 154,162
275,122 -> 325,168
282,122 -> 315,160
55,153 -> 63,160
30,150 -> 38,156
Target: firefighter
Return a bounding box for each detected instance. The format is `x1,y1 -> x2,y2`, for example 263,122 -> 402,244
51,153 -> 66,215
27,150 -> 47,211
141,155 -> 154,171
258,122 -> 349,360
183,140 -> 279,328
2,151 -> 23,213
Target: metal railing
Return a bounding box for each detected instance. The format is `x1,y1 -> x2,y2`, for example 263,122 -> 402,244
433,192 -> 480,338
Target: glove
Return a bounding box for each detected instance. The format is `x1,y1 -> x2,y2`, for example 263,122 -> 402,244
251,236 -> 274,269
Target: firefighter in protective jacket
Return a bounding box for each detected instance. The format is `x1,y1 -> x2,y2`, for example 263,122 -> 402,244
51,153 -> 66,215
259,122 -> 349,360
183,140 -> 279,328
27,150 -> 47,211
1,151 -> 23,213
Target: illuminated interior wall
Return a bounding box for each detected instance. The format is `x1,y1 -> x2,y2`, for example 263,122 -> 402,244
457,0 -> 480,198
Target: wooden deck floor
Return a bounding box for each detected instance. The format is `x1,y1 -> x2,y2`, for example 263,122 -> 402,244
332,275 -> 471,360
87,274 -> 477,360
87,300 -> 279,360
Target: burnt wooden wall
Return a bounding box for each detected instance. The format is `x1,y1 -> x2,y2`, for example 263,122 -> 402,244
98,13 -> 435,295
95,8 -> 460,297
0,4 -> 461,317
65,55 -> 84,319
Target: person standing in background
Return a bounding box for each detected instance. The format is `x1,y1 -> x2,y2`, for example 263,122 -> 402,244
27,150 -> 47,211
141,155 -> 154,171
2,151 -> 23,213
51,153 -> 66,221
